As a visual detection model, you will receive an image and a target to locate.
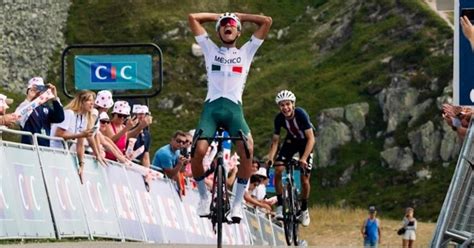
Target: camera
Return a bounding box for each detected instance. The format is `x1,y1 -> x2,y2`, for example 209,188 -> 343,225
180,147 -> 190,158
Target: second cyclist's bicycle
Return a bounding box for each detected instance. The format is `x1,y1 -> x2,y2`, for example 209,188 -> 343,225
282,159 -> 301,246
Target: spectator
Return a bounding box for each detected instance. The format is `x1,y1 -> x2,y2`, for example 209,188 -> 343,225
15,77 -> 64,146
461,15 -> 474,50
401,207 -> 417,248
442,103 -> 471,139
242,159 -> 272,213
0,94 -> 18,127
151,130 -> 189,183
252,166 -> 277,206
360,206 -> 382,248
50,90 -> 106,183
103,101 -> 137,161
94,90 -> 114,113
128,104 -> 153,167
89,92 -> 130,164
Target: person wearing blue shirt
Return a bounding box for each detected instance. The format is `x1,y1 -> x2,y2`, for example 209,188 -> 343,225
361,206 -> 382,248
151,130 -> 188,181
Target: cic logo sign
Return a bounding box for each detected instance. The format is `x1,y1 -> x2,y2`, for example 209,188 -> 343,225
75,55 -> 152,90
91,62 -> 137,83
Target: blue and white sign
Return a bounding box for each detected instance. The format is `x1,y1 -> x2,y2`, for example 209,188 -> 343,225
75,55 -> 152,90
455,0 -> 474,105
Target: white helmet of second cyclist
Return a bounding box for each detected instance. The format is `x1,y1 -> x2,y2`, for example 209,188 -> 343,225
215,12 -> 242,32
275,90 -> 296,104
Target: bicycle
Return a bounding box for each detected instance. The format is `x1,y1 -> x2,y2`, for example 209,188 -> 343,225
191,127 -> 250,248
282,158 -> 302,246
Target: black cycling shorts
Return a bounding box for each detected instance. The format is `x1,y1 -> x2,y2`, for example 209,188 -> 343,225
275,138 -> 313,174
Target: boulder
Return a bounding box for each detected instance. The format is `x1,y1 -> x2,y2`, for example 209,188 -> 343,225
339,165 -> 354,186
408,99 -> 433,127
320,107 -> 344,120
377,76 -> 419,132
380,146 -> 414,171
344,102 -> 369,142
439,122 -> 462,161
316,119 -> 351,167
408,121 -> 441,163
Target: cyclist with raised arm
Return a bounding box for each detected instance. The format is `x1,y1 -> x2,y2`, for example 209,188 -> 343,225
188,12 -> 272,222
267,90 -> 315,227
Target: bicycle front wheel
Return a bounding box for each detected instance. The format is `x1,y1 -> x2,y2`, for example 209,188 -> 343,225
283,184 -> 294,246
216,164 -> 224,248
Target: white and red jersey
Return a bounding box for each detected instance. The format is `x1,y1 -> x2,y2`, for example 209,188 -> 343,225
195,33 -> 264,104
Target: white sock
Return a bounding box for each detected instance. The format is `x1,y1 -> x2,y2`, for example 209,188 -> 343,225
232,179 -> 248,208
196,179 -> 208,199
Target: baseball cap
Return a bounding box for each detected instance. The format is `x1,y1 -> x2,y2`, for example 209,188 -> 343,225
368,206 -> 376,213
27,77 -> 45,89
255,167 -> 267,178
99,112 -> 110,121
0,94 -> 14,109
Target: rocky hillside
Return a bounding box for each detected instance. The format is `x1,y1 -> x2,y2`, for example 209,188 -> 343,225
0,0 -> 455,220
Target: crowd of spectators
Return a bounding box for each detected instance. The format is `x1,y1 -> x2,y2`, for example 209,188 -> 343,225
0,77 -> 299,218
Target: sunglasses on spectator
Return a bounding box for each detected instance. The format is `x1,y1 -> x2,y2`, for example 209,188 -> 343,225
220,18 -> 238,27
116,114 -> 128,118
100,120 -> 110,124
175,139 -> 187,145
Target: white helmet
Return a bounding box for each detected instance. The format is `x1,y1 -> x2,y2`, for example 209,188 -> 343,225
215,12 -> 241,32
275,90 -> 296,104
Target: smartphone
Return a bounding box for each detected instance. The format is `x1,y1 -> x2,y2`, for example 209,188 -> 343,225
36,85 -> 48,92
462,8 -> 474,23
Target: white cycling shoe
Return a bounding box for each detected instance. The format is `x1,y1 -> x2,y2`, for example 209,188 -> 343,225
299,209 -> 310,227
230,204 -> 243,223
197,197 -> 212,217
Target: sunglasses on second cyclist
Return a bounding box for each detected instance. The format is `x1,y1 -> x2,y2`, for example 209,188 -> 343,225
220,18 -> 238,28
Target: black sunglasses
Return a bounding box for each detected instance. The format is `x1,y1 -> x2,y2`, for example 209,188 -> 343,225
116,114 -> 128,118
100,120 -> 110,124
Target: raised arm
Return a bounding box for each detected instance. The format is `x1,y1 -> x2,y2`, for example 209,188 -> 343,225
188,12 -> 221,36
235,13 -> 272,40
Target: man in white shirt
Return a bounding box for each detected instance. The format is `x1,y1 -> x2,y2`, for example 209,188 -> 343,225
188,12 -> 272,222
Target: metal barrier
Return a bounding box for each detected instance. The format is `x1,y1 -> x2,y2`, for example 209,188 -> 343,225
431,118 -> 474,247
0,127 -> 56,239
0,127 -> 279,244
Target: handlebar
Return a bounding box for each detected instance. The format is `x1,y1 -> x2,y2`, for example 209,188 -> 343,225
190,128 -> 251,159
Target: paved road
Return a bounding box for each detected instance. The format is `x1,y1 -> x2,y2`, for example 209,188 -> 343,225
0,242 -> 288,248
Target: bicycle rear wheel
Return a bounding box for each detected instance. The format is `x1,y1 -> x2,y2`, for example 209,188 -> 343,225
283,184 -> 294,246
216,164 -> 224,248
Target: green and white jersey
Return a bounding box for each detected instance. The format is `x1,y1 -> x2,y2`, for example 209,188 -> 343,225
195,33 -> 264,104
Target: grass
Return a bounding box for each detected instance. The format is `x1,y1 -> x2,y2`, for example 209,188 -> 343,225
301,205 -> 436,247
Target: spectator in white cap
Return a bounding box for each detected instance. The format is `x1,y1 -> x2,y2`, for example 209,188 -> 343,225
0,94 -> 18,127
95,90 -> 114,113
243,160 -> 272,213
15,77 -> 64,146
103,100 -> 137,161
127,104 -> 153,167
